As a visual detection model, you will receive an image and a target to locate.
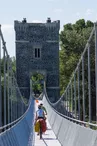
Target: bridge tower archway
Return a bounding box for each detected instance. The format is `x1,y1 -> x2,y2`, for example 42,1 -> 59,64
30,70 -> 46,98
14,18 -> 60,102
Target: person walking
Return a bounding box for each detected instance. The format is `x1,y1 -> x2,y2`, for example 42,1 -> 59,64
35,104 -> 46,138
35,104 -> 45,120
40,103 -> 47,115
40,103 -> 48,130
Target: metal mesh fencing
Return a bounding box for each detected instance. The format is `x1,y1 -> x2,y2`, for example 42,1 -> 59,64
43,93 -> 97,146
0,25 -> 29,131
44,23 -> 97,129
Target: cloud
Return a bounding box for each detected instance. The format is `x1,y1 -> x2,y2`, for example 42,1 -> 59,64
48,0 -> 60,2
1,24 -> 14,35
0,24 -> 15,57
85,9 -> 94,16
96,14 -> 97,20
53,9 -> 63,13
48,0 -> 55,2
76,12 -> 80,17
48,0 -> 53,1
32,20 -> 42,23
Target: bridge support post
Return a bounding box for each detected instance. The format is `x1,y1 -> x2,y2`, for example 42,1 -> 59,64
3,43 -> 7,127
0,25 -> 2,127
88,44 -> 91,123
95,23 -> 97,123
7,56 -> 10,124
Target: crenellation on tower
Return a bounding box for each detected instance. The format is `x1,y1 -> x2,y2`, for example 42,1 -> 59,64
14,19 -> 28,33
45,18 -> 60,30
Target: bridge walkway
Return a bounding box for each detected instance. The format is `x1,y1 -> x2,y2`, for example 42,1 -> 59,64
34,100 -> 61,146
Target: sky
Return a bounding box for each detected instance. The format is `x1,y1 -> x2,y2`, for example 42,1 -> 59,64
0,0 -> 97,57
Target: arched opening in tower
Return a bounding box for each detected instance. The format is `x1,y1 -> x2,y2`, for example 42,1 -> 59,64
31,72 -> 45,98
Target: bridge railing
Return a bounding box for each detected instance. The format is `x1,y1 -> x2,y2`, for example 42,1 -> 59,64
45,23 -> 97,129
43,92 -> 97,146
0,25 -> 29,131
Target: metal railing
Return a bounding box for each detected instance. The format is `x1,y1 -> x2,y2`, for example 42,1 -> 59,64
43,93 -> 97,146
44,22 -> 97,129
0,25 -> 29,131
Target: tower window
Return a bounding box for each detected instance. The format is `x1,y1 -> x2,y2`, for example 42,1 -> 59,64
34,48 -> 41,58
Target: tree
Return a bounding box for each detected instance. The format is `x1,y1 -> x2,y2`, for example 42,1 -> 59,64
60,19 -> 95,120
31,73 -> 44,96
1,56 -> 16,125
60,19 -> 93,94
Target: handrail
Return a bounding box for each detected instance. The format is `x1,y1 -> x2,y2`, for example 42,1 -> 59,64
43,82 -> 97,128
48,26 -> 95,106
0,96 -> 32,131
0,25 -> 30,130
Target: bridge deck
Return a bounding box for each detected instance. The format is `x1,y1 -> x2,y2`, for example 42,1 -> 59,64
34,120 -> 61,146
34,100 -> 61,146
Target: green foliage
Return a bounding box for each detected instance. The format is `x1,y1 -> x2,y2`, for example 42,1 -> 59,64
60,19 -> 97,121
11,57 -> 16,73
60,19 -> 94,95
1,56 -> 16,106
1,57 -> 16,75
31,73 -> 44,95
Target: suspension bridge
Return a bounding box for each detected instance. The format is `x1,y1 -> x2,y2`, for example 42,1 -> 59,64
0,19 -> 97,146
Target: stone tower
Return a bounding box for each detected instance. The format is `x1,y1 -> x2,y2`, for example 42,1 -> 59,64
14,18 -> 60,102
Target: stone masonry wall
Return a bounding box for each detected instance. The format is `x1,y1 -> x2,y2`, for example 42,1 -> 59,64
14,18 -> 60,101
